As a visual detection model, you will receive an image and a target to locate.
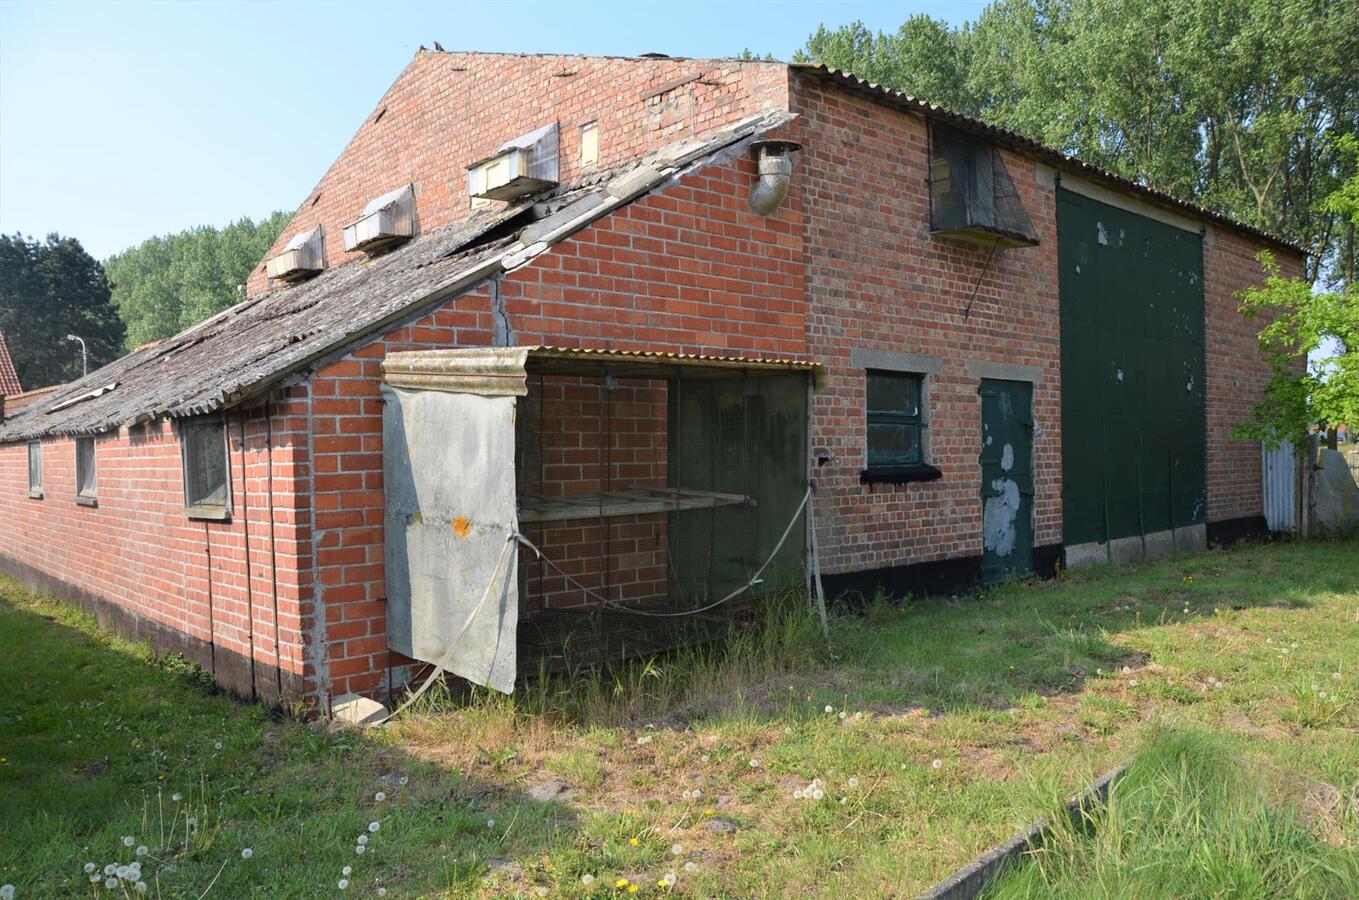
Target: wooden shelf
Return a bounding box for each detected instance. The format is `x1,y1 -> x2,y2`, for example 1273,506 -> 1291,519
518,487 -> 752,523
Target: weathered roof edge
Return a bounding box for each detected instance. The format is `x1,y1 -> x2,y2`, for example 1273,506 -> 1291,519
0,110 -> 796,443
792,62 -> 1304,255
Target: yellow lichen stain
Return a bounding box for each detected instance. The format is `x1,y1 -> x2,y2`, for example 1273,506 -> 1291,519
452,516 -> 473,539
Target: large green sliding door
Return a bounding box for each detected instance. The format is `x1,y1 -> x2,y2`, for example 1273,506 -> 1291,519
1057,188 -> 1206,550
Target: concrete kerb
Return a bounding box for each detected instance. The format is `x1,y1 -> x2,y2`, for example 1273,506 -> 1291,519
915,761 -> 1130,900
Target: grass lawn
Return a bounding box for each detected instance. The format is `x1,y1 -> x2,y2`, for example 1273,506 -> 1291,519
2,538 -> 1356,897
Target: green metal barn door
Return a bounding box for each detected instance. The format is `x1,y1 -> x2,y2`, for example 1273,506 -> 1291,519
980,379 -> 1034,584
1057,188 -> 1206,554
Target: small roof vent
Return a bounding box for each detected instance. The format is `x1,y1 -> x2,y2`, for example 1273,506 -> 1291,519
343,183 -> 416,253
266,227 -> 324,282
468,122 -> 560,202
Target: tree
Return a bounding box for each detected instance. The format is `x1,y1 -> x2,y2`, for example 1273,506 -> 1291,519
105,212 -> 289,349
796,0 -> 1359,286
0,233 -> 125,388
1235,154 -> 1359,448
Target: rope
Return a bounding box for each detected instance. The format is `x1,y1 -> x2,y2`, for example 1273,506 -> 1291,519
368,533 -> 518,726
514,486 -> 815,619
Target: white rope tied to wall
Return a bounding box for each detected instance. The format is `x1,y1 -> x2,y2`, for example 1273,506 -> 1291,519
371,485 -> 828,727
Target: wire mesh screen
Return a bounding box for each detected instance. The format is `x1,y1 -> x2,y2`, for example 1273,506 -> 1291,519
514,367 -> 809,674
182,418 -> 228,508
75,437 -> 96,497
930,123 -> 1037,244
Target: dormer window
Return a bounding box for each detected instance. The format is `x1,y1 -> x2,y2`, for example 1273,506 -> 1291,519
343,184 -> 416,253
929,124 -> 1038,248
467,122 -> 560,202
265,227 -> 324,282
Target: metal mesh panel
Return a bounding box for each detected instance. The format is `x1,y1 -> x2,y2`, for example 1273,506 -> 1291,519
27,442 -> 41,494
513,368 -> 810,675
183,418 -> 228,508
75,437 -> 96,497
930,124 -> 1036,244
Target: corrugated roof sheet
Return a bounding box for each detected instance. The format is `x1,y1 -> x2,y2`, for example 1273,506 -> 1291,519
0,110 -> 793,443
792,63 -> 1303,255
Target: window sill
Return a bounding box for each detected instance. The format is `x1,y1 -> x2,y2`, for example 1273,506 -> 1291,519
28,489 -> 43,500
860,464 -> 943,485
75,494 -> 98,507
186,505 -> 231,522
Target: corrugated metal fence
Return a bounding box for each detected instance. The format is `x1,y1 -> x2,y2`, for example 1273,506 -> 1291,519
1260,442 -> 1297,533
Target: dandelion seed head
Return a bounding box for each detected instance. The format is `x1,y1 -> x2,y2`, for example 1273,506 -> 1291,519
343,866 -> 353,877
136,883 -> 148,895
581,874 -> 595,886
1333,672 -> 1341,680
106,878 -> 119,890
812,789 -> 825,800
1319,691 -> 1328,700
90,875 -> 101,885
214,742 -> 223,750
136,845 -> 148,858
241,848 -> 253,860
671,842 -> 684,855
105,864 -> 117,876
123,836 -> 135,847
375,791 -> 386,802
369,821 -> 381,833
700,754 -> 710,763
358,835 -> 368,845
0,886 -> 13,900
692,789 -> 701,798
848,777 -> 859,788
838,711 -> 847,720
356,845 -> 366,855
487,819 -> 495,829
172,793 -> 182,802
682,790 -> 692,800
117,865 -> 130,879
85,863 -> 97,874
824,705 -> 833,713
338,879 -> 349,890
377,890 -> 387,897
399,775 -> 409,786
1130,679 -> 1139,687
749,758 -> 759,768
684,862 -> 698,873
932,759 -> 943,769
536,887 -> 549,896
1122,666 -> 1131,674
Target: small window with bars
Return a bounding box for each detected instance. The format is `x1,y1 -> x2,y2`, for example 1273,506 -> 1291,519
28,441 -> 42,498
181,417 -> 230,519
75,436 -> 97,505
866,371 -> 924,468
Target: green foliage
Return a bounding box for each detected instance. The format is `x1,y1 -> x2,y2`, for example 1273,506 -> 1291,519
0,232 -> 125,388
104,212 -> 289,350
797,0 -> 1359,284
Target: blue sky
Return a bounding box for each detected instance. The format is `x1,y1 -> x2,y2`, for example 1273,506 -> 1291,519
0,1 -> 986,260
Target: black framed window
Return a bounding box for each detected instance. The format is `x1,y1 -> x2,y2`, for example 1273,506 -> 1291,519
866,371 -> 923,467
181,417 -> 230,518
27,441 -> 42,498
75,436 -> 97,504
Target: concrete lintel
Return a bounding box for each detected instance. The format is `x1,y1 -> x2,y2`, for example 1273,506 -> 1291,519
965,360 -> 1045,385
850,348 -> 945,375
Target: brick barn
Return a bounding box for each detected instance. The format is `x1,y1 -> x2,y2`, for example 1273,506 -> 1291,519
0,51 -> 1304,709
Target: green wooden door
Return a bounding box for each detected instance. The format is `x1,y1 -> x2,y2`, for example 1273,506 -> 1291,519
980,379 -> 1034,584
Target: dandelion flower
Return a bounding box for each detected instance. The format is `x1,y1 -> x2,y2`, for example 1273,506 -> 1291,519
241,848 -> 253,860
369,821 -> 381,833
932,759 -> 943,769
375,791 -> 386,802
356,845 -> 366,855
358,835 -> 369,846
136,845 -> 148,858
338,879 -> 349,890
684,862 -> 698,873
629,837 -> 640,846
704,808 -> 714,817
615,878 -> 630,888
343,866 -> 353,877
581,874 -> 595,886
628,885 -> 639,894
848,777 -> 859,788
671,843 -> 684,855
123,836 -> 135,848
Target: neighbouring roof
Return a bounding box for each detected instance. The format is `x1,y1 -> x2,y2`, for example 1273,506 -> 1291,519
0,332 -> 21,396
0,110 -> 794,443
792,63 -> 1304,255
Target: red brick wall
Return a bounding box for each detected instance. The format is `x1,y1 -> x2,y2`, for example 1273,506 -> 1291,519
0,399 -> 312,704
247,51 -> 789,296
788,76 -> 1064,573
1203,230 -> 1305,523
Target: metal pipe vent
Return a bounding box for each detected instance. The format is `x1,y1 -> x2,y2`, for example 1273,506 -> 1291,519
748,140 -> 801,216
